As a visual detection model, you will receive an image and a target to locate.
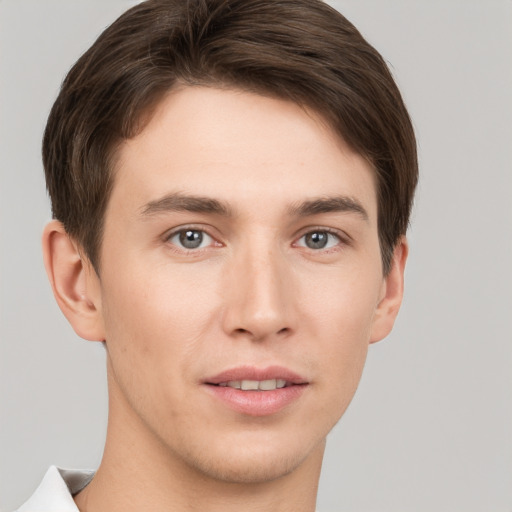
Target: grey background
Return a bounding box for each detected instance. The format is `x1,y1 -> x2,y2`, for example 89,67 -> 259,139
1,1 -> 511,510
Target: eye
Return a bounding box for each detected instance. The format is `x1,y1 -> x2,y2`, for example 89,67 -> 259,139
296,230 -> 341,250
168,229 -> 214,250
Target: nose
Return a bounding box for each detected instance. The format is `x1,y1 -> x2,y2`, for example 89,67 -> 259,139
221,243 -> 297,342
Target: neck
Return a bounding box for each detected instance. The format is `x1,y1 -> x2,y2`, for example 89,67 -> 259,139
74,365 -> 324,512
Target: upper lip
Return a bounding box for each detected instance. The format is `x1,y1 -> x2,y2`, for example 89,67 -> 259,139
204,365 -> 308,385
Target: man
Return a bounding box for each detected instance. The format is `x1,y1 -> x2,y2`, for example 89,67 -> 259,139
17,0 -> 417,510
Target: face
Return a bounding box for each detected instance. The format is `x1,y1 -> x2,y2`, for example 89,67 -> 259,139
87,86 -> 402,483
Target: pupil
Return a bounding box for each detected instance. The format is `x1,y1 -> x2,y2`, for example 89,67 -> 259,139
306,232 -> 328,249
179,230 -> 202,249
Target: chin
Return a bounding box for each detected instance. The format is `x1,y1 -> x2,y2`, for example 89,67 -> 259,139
176,429 -> 326,485
192,449 -> 308,484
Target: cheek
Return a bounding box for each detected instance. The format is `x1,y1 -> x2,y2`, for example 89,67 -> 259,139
97,265 -> 221,429
99,259 -> 225,376
302,264 -> 381,407
306,262 -> 382,340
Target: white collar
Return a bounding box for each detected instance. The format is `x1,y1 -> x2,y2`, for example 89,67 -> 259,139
16,465 -> 95,511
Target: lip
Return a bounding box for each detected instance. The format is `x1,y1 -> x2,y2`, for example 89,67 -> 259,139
203,365 -> 308,416
205,365 -> 308,385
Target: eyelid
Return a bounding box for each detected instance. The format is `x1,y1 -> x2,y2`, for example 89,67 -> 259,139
163,223 -> 217,239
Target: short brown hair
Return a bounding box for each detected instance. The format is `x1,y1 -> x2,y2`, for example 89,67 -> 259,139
43,0 -> 417,274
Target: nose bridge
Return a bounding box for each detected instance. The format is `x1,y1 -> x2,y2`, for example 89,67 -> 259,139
223,233 -> 295,340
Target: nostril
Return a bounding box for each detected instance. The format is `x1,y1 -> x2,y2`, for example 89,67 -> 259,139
232,326 -> 290,340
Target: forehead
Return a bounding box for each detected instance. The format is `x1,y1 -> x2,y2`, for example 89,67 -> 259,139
110,86 -> 377,221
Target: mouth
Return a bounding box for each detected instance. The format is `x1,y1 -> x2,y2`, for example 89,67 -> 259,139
204,366 -> 308,416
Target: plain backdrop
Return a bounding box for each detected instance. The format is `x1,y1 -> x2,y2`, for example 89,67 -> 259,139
1,1 -> 511,511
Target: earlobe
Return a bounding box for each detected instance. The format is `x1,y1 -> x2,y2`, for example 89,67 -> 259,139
42,220 -> 105,341
369,237 -> 408,344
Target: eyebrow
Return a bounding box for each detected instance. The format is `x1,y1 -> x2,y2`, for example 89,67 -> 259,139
140,192 -> 368,221
140,192 -> 232,217
288,196 -> 369,221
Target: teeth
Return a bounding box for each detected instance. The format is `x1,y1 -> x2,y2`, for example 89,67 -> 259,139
241,380 -> 259,390
218,379 -> 289,391
259,379 -> 277,391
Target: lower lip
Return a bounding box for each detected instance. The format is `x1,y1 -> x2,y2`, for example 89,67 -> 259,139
205,384 -> 307,416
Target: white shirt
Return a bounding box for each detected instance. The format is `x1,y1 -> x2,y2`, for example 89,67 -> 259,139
16,466 -> 95,512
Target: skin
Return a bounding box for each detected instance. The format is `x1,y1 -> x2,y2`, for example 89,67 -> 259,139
43,86 -> 407,512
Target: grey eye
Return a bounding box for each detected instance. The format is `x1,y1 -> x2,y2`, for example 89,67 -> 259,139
298,231 -> 340,250
170,229 -> 213,250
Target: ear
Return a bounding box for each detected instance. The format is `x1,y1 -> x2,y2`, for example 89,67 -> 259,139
369,237 -> 408,344
42,220 -> 105,341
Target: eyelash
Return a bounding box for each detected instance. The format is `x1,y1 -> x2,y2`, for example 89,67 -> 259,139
163,226 -> 349,254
